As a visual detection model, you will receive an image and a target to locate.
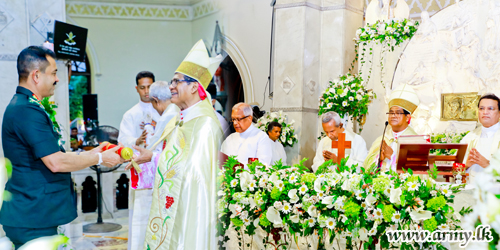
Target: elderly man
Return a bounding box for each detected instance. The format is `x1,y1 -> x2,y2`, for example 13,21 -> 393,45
312,112 -> 367,172
129,40 -> 223,250
364,84 -> 420,172
461,94 -> 500,179
1,46 -> 123,249
221,103 -> 273,166
267,121 -> 287,165
128,80 -> 179,250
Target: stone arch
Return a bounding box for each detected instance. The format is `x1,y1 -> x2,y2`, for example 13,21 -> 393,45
222,35 -> 255,103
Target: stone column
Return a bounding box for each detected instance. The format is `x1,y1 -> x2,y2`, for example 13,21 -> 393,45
272,0 -> 363,167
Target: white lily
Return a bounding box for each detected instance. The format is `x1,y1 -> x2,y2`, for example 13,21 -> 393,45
389,187 -> 402,205
266,207 -> 282,224
359,227 -> 368,241
314,177 -> 324,192
290,214 -> 300,223
308,205 -> 318,217
322,196 -> 335,209
288,189 -> 300,203
239,172 -> 253,191
365,194 -> 377,206
409,209 -> 433,222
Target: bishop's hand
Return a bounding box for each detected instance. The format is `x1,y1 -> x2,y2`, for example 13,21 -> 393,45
125,146 -> 153,170
380,140 -> 393,161
323,150 -> 337,163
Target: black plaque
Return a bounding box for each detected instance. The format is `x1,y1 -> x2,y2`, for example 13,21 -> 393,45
53,21 -> 88,61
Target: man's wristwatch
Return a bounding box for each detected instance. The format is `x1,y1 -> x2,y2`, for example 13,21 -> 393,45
97,153 -> 103,165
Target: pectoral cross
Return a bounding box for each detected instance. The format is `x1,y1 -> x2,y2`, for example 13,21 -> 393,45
331,133 -> 352,165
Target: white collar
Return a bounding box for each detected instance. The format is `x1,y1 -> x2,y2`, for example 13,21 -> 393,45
239,124 -> 257,139
138,101 -> 151,109
482,122 -> 500,137
180,101 -> 201,121
392,127 -> 408,139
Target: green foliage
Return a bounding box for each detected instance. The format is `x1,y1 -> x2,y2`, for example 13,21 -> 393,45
427,196 -> 447,212
382,204 -> 395,222
344,200 -> 361,218
423,217 -> 437,231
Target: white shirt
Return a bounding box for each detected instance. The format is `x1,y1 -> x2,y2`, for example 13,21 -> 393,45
270,139 -> 287,165
118,101 -> 160,149
221,125 -> 273,167
148,103 -> 179,150
312,129 -> 368,172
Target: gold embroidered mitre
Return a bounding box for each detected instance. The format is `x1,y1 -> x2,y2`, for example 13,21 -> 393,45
175,39 -> 223,89
388,84 -> 420,114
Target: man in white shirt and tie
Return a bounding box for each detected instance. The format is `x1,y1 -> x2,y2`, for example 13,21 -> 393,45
221,103 -> 273,167
267,121 -> 287,165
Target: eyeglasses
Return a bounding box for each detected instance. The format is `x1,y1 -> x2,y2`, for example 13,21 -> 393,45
231,116 -> 250,123
479,106 -> 499,112
170,79 -> 192,88
386,112 -> 406,117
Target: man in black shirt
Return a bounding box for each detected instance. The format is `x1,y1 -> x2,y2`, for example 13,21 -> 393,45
1,46 -> 124,249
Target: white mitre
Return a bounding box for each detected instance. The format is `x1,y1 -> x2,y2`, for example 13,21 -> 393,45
388,84 -> 420,114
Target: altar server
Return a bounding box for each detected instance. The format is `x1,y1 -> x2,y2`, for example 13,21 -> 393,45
312,111 -> 367,172
221,103 -> 273,166
364,84 -> 420,172
117,71 -> 160,250
267,121 -> 287,165
461,94 -> 500,176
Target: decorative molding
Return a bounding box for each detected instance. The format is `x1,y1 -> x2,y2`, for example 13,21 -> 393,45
66,1 -> 192,20
364,0 -> 451,19
0,6 -> 14,34
31,12 -> 55,38
271,107 -> 319,113
192,0 -> 220,20
66,0 -> 220,21
306,79 -> 316,95
0,54 -> 17,61
274,2 -> 363,15
281,76 -> 295,94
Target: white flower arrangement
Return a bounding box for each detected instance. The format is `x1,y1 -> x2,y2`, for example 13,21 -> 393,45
216,157 -> 470,249
256,110 -> 297,147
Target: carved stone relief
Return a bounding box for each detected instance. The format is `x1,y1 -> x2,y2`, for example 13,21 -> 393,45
281,76 -> 295,94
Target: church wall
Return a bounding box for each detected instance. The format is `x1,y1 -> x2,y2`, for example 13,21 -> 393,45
191,0 -> 273,111
70,17 -> 193,129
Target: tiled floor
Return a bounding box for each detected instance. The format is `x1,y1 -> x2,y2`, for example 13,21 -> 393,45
0,216 -> 130,250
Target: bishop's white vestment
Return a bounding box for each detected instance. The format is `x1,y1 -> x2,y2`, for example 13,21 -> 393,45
312,129 -> 368,172
221,124 -> 273,167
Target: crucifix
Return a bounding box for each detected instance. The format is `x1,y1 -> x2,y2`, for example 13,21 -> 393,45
331,133 -> 352,165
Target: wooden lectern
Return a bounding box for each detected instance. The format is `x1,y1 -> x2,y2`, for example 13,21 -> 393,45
331,133 -> 351,165
396,143 -> 468,181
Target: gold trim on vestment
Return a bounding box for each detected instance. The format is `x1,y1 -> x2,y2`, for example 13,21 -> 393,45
176,61 -> 212,89
388,99 -> 418,114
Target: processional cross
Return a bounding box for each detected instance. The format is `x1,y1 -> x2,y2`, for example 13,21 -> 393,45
331,133 -> 351,165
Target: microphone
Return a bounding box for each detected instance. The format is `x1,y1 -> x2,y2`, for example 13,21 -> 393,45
378,121 -> 389,169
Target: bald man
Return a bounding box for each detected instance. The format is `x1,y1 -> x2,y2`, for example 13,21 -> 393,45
221,102 -> 273,167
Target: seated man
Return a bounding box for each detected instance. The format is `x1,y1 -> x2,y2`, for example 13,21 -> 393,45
221,102 -> 273,166
461,93 -> 500,177
267,121 -> 287,165
364,84 -> 420,172
312,111 -> 367,172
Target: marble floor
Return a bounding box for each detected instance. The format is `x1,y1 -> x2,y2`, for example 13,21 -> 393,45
0,215 -> 130,250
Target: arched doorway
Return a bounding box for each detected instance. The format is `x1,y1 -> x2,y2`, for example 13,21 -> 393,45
213,55 -> 245,126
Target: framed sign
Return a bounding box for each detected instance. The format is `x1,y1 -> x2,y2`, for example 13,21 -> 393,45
53,21 -> 88,61
441,92 -> 480,121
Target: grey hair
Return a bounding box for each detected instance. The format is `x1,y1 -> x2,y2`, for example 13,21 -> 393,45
149,81 -> 172,101
321,111 -> 342,127
232,102 -> 253,116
